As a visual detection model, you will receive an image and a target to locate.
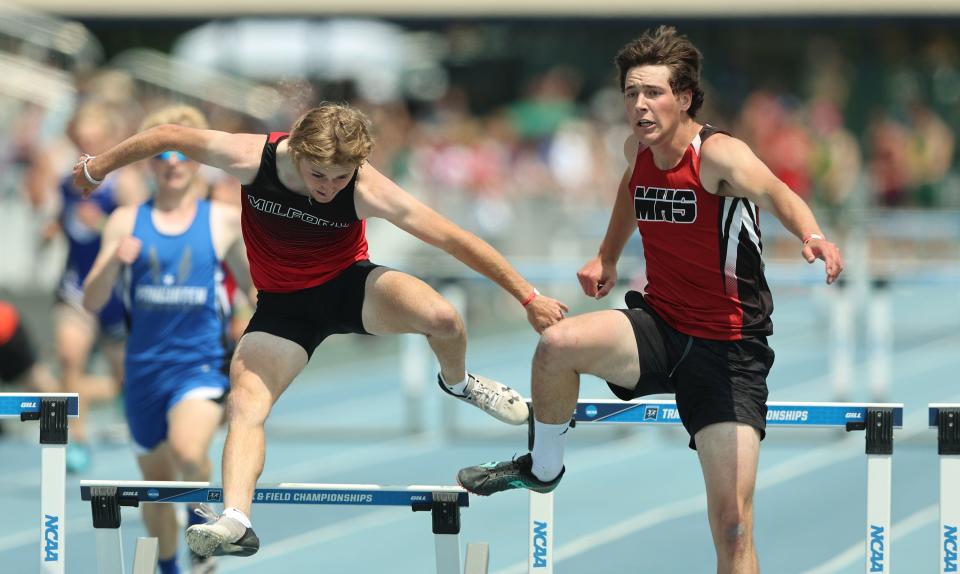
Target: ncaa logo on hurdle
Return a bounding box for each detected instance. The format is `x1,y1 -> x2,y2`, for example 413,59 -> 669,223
43,514 -> 59,562
945,524 -> 959,572
869,525 -> 885,572
531,520 -> 549,568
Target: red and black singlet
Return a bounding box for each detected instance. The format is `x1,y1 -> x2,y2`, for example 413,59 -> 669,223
240,132 -> 369,292
629,126 -> 773,340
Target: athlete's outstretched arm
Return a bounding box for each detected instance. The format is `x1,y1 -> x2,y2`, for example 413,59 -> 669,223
72,126 -> 266,196
578,167 -> 637,299
356,164 -> 568,332
213,203 -> 255,298
82,206 -> 138,312
700,134 -> 844,284
578,135 -> 642,299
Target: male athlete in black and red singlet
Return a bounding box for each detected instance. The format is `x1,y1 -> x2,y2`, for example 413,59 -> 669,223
72,102 -> 568,559
459,26 -> 843,574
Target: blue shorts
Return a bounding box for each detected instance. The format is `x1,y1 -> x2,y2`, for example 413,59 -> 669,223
124,360 -> 228,452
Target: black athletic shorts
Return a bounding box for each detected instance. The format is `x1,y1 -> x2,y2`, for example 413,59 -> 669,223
611,290 -> 775,450
0,321 -> 37,382
244,260 -> 381,359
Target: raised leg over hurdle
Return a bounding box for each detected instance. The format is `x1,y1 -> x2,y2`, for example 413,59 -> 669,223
79,480 -> 488,574
0,393 -> 79,574
525,399 -> 902,574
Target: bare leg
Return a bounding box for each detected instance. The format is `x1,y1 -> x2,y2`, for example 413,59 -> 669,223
361,268 -> 466,384
695,422 -> 761,574
168,398 -> 223,482
100,337 -> 126,397
457,309 -> 643,492
222,332 -> 307,516
22,363 -> 59,393
53,305 -> 97,442
137,445 -> 179,561
531,310 -> 641,424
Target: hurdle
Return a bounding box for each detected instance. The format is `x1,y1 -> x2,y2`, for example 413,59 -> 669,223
525,399 -> 902,574
930,403 -> 960,574
0,392 -> 80,574
79,480 -> 486,574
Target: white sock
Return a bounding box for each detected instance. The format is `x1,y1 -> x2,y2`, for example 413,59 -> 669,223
531,419 -> 569,482
440,371 -> 469,395
222,507 -> 252,529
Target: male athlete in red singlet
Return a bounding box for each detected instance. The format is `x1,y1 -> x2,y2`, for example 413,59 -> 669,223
459,26 -> 843,574
72,102 -> 568,559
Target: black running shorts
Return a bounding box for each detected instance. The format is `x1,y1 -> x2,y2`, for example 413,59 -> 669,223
244,260 -> 381,359
611,290 -> 775,450
0,321 -> 37,382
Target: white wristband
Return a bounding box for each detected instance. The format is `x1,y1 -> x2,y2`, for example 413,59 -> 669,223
80,155 -> 103,185
802,233 -> 824,245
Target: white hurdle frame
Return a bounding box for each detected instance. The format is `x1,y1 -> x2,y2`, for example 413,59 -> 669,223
80,480 -> 478,574
526,399 -> 903,574
0,393 -> 79,574
930,404 -> 960,574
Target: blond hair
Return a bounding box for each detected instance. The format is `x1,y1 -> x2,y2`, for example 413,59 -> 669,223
139,104 -> 209,132
287,102 -> 373,167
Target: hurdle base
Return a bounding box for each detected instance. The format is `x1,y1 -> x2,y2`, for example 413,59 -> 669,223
413,491 -> 464,574
131,538 -> 158,574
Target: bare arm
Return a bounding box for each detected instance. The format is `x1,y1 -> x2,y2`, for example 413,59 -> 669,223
700,134 -> 844,284
73,168 -> 150,233
73,126 -> 266,195
577,136 -> 640,298
356,164 -> 568,332
211,203 -> 254,296
82,206 -> 138,312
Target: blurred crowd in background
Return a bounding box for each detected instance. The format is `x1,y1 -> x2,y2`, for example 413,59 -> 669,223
1,15 -> 958,247
0,10 -> 958,391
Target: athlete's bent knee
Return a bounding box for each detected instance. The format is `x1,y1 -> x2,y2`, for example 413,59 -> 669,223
535,324 -> 579,368
226,383 -> 271,427
424,302 -> 463,339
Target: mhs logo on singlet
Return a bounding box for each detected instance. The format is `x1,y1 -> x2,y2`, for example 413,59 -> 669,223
634,187 -> 697,223
247,195 -> 351,228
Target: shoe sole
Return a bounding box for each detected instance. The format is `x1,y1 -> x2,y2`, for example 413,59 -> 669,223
452,393 -> 529,425
186,528 -> 225,558
456,474 -> 501,497
457,469 -> 559,496
187,526 -> 259,558
219,540 -> 259,557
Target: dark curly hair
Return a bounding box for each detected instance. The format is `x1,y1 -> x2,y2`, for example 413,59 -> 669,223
615,26 -> 705,119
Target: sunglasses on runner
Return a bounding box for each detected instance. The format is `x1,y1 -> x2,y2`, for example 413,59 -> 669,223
153,151 -> 188,162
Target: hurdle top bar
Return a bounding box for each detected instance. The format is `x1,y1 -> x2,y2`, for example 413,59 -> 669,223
80,480 -> 469,507
928,403 -> 960,428
0,393 -> 79,418
573,400 -> 904,428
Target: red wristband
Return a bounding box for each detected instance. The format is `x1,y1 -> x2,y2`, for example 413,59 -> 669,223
521,288 -> 540,308
802,233 -> 824,245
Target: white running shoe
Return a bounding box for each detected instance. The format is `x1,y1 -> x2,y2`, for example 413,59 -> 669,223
186,505 -> 260,558
438,373 -> 529,425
